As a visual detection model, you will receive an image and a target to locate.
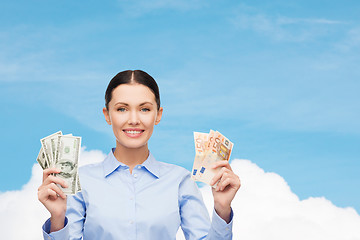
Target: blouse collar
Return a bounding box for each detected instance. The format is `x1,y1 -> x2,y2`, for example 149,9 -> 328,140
102,148 -> 160,179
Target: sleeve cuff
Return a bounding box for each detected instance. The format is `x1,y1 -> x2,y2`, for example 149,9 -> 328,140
210,208 -> 233,238
42,217 -> 69,240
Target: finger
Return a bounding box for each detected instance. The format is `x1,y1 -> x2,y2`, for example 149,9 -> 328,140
38,186 -> 58,202
217,174 -> 241,191
42,168 -> 61,182
46,188 -> 59,201
47,182 -> 67,199
212,160 -> 232,171
210,167 -> 230,186
39,182 -> 66,200
217,176 -> 238,191
43,175 -> 68,189
215,171 -> 230,191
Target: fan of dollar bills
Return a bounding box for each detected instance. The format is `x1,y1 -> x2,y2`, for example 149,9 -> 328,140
191,130 -> 234,187
36,131 -> 82,195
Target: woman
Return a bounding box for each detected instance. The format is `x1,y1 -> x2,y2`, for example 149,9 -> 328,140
38,70 -> 241,240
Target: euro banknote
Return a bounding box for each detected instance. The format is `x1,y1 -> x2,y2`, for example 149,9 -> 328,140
192,130 -> 233,187
191,131 -> 210,181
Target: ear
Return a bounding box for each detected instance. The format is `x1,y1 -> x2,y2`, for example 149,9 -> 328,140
103,107 -> 112,125
155,107 -> 163,125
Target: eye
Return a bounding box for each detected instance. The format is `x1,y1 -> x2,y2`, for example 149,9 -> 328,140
141,108 -> 150,112
117,107 -> 126,112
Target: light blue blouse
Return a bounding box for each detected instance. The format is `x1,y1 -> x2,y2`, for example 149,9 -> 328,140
42,149 -> 233,240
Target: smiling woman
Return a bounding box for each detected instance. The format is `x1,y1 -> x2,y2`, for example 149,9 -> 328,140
37,70 -> 241,240
103,72 -> 163,168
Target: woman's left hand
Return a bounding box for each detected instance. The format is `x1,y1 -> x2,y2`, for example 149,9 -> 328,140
210,160 -> 241,223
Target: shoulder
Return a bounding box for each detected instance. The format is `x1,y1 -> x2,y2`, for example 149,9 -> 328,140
78,161 -> 104,178
155,162 -> 204,200
156,160 -> 190,179
153,160 -> 199,194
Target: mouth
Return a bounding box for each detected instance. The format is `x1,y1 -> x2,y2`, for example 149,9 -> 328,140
123,129 -> 145,138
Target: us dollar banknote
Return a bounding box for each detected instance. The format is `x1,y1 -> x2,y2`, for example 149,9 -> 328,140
36,148 -> 48,170
40,131 -> 62,168
37,131 -> 82,195
55,135 -> 81,195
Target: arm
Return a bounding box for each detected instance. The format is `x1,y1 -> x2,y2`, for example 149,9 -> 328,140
210,160 -> 241,224
178,173 -> 234,240
42,192 -> 86,240
38,168 -> 67,234
39,168 -> 86,240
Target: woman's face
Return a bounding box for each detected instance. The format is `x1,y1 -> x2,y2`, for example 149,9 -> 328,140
103,83 -> 163,150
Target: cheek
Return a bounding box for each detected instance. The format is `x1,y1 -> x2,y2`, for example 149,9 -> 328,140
110,114 -> 126,126
143,114 -> 157,126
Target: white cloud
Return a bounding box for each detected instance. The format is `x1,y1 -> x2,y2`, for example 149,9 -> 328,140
196,159 -> 360,240
0,148 -> 106,240
0,163 -> 47,240
1,149 -> 359,240
78,147 -> 107,167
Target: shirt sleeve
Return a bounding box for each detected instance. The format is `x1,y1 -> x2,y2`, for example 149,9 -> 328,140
42,191 -> 86,240
42,217 -> 70,240
178,172 -> 233,240
208,208 -> 233,239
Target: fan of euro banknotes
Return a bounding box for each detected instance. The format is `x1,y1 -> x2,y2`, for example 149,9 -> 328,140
191,130 -> 234,187
36,131 -> 82,195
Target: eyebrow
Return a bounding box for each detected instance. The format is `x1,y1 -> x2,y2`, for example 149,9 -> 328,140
114,102 -> 154,106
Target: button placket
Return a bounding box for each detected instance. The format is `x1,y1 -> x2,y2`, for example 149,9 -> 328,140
128,174 -> 136,238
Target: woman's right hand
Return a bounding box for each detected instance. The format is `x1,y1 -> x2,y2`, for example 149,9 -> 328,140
38,168 -> 68,232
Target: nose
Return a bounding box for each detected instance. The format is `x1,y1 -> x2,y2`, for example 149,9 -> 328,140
128,110 -> 140,125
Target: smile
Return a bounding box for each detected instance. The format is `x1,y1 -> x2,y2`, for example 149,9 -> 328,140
123,129 -> 145,138
124,130 -> 142,134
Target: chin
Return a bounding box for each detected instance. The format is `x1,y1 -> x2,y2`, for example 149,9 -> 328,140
116,140 -> 148,150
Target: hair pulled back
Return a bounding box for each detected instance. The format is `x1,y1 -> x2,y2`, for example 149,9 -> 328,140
105,70 -> 160,110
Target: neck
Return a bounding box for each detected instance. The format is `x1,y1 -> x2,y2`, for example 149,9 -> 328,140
113,143 -> 149,173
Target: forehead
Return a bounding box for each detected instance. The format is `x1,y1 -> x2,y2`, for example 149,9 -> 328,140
110,84 -> 156,104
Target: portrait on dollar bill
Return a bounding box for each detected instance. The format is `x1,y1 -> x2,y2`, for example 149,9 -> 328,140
56,159 -> 77,179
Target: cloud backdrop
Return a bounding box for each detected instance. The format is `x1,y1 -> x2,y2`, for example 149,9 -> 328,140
1,149 -> 359,240
0,0 -> 359,235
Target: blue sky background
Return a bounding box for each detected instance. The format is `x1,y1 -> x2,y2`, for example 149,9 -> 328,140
1,0 -> 359,212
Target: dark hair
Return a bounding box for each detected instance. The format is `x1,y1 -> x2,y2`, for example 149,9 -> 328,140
105,70 -> 160,110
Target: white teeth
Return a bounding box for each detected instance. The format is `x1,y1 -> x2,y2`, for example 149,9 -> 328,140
125,130 -> 142,134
